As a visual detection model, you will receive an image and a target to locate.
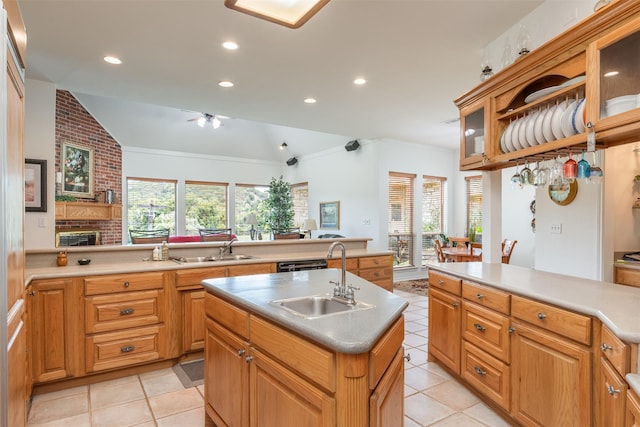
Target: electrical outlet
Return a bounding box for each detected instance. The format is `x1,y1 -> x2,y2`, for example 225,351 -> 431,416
38,217 -> 47,227
362,218 -> 370,225
550,223 -> 562,234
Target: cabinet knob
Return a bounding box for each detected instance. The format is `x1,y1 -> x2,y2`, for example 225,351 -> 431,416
476,293 -> 484,299
508,326 -> 515,333
438,279 -> 444,285
452,302 -> 458,308
601,343 -> 613,352
123,281 -> 130,288
28,291 -> 36,296
237,349 -> 245,356
120,308 -> 135,316
473,323 -> 486,332
245,356 -> 253,363
404,353 -> 411,362
607,384 -> 621,396
473,367 -> 487,376
537,312 -> 546,320
121,345 -> 135,353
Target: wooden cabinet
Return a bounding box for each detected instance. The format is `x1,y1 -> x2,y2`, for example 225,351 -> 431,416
427,271 -> 462,374
597,323 -> 633,427
614,267 -> 640,287
627,388 -> 640,427
228,262 -> 276,277
370,348 -> 404,427
84,272 -> 167,372
55,201 -> 122,220
183,290 -> 205,352
357,255 -> 393,291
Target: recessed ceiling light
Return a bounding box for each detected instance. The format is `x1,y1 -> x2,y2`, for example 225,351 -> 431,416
222,41 -> 239,50
218,81 -> 234,88
604,71 -> 619,77
103,56 -> 122,65
304,98 -> 317,104
354,78 -> 367,85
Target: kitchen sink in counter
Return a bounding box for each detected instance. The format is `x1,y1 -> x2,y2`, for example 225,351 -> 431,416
201,268 -> 408,354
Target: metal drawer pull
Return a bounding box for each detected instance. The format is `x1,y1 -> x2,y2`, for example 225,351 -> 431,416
474,367 -> 487,376
404,353 -> 411,362
601,343 -> 613,352
438,279 -> 444,285
476,293 -> 484,299
237,349 -> 245,356
607,385 -> 621,396
120,308 -> 135,316
121,345 -> 135,353
537,312 -> 546,320
245,356 -> 253,363
473,323 -> 486,332
123,281 -> 130,288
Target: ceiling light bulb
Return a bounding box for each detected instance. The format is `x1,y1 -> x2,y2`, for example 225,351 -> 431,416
222,41 -> 239,50
354,78 -> 367,85
103,56 -> 122,65
212,117 -> 222,129
280,142 -> 288,150
304,98 -> 317,104
218,81 -> 234,88
197,117 -> 206,127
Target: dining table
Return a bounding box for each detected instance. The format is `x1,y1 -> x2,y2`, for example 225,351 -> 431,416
441,246 -> 482,262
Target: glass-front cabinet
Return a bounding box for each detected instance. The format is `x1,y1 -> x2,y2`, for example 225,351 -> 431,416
459,100 -> 489,168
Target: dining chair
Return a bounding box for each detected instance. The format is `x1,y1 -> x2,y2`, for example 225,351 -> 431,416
273,228 -> 302,240
199,228 -> 234,242
448,237 -> 469,248
502,239 -> 518,264
433,239 -> 446,263
470,241 -> 483,260
129,228 -> 170,244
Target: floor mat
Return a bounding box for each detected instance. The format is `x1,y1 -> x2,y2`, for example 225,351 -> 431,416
172,359 -> 204,388
393,279 -> 429,296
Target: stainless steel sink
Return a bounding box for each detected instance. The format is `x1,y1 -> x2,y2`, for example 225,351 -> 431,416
271,295 -> 374,319
170,254 -> 254,264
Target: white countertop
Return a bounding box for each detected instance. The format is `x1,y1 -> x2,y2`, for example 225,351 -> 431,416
202,269 -> 408,354
426,261 -> 640,344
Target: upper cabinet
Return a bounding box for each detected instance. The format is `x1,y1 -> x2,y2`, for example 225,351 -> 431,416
455,0 -> 640,171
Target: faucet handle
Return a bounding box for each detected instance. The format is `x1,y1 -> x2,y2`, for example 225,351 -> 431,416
329,280 -> 341,296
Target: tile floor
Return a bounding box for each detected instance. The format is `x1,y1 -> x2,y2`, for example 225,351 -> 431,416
26,290 -> 513,427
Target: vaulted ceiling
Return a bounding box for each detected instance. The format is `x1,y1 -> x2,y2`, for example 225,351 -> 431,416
19,0 -> 543,162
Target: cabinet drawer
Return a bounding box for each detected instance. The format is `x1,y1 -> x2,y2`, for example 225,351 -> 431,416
428,271 -> 461,296
205,292 -> 249,339
600,324 -> 629,377
614,267 -> 640,288
85,325 -> 165,372
85,290 -> 164,333
85,272 -> 164,295
328,258 -> 358,271
358,255 -> 392,270
227,263 -> 276,277
358,267 -> 393,283
511,295 -> 591,345
250,315 -> 336,393
462,281 -> 510,315
369,316 -> 404,389
175,267 -> 227,288
462,301 -> 510,363
461,341 -> 510,411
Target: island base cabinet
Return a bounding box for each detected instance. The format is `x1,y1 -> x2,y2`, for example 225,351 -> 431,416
370,348 -> 404,427
205,318 -> 249,427
428,288 -> 461,374
250,347 -> 336,427
511,321 -> 592,427
598,356 -> 628,427
626,388 -> 640,426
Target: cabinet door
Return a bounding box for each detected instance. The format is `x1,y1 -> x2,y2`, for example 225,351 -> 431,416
598,357 -> 627,427
29,279 -> 75,383
370,348 -> 404,427
183,290 -> 205,352
626,389 -> 640,427
205,318 -> 249,427
511,321 -> 591,427
249,347 -> 335,427
428,288 -> 461,373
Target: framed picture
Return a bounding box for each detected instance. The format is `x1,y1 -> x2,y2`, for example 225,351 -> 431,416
548,180 -> 578,206
62,142 -> 94,198
319,201 -> 340,229
25,159 -> 47,212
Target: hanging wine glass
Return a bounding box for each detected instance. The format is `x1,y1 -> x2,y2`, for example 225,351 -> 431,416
577,150 -> 591,180
533,161 -> 549,187
563,150 -> 578,182
550,155 -> 565,185
511,162 -> 524,189
589,151 -> 604,184
521,160 -> 533,185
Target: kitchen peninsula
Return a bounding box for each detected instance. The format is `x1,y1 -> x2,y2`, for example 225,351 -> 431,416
201,269 -> 408,427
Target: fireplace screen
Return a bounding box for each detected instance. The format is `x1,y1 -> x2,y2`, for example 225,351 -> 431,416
56,229 -> 101,247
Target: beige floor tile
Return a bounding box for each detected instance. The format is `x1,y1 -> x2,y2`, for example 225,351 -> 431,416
139,367 -> 175,380
403,333 -> 427,348
90,378 -> 146,410
424,380 -> 481,411
89,374 -> 139,392
404,393 -> 454,426
423,361 -> 455,381
141,370 -> 186,397
405,347 -> 428,366
405,321 -> 429,333
404,312 -> 427,322
463,402 -> 515,427
156,406 -> 207,426
403,415 -> 422,427
31,386 -> 88,404
28,393 -> 89,425
429,412 -> 489,426
404,366 -> 448,391
197,384 -> 205,397
27,412 -> 91,427
131,422 -> 156,427
148,387 -> 203,419
91,399 -> 153,427
404,384 -> 420,397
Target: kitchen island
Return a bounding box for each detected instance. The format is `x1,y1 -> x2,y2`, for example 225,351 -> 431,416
201,269 -> 408,427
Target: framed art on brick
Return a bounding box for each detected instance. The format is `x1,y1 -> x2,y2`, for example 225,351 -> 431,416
62,142 -> 94,199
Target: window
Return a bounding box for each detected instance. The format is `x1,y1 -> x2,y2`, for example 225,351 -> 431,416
127,178 -> 176,241
388,172 -> 415,268
421,175 -> 446,265
466,175 -> 483,241
235,183 -> 269,240
291,182 -> 309,228
184,181 -> 228,235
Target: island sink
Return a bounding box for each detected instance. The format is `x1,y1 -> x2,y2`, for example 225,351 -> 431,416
271,294 -> 374,319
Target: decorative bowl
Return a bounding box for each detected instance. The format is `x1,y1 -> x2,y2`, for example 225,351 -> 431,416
605,95 -> 638,117
77,258 -> 91,265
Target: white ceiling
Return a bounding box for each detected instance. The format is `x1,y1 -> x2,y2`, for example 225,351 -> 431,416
18,0 -> 544,163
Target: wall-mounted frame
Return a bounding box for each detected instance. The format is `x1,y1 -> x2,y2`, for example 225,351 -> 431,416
62,142 -> 94,199
319,201 -> 340,229
548,180 -> 578,206
25,159 -> 47,212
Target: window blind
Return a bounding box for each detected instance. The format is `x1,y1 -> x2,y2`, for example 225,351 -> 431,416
388,172 -> 415,267
466,175 -> 483,234
291,182 -> 309,228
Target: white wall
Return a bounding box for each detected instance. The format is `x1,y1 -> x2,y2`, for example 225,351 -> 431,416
24,79 -> 56,249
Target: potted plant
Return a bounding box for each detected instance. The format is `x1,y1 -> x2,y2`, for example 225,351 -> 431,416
266,176 -> 295,235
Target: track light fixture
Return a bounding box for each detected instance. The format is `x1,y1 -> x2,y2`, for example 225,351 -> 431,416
286,157 -> 298,166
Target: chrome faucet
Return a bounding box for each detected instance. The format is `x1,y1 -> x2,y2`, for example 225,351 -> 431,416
326,241 -> 358,304
219,238 -> 237,258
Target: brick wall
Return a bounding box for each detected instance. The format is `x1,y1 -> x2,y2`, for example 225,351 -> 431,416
55,90 -> 123,245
